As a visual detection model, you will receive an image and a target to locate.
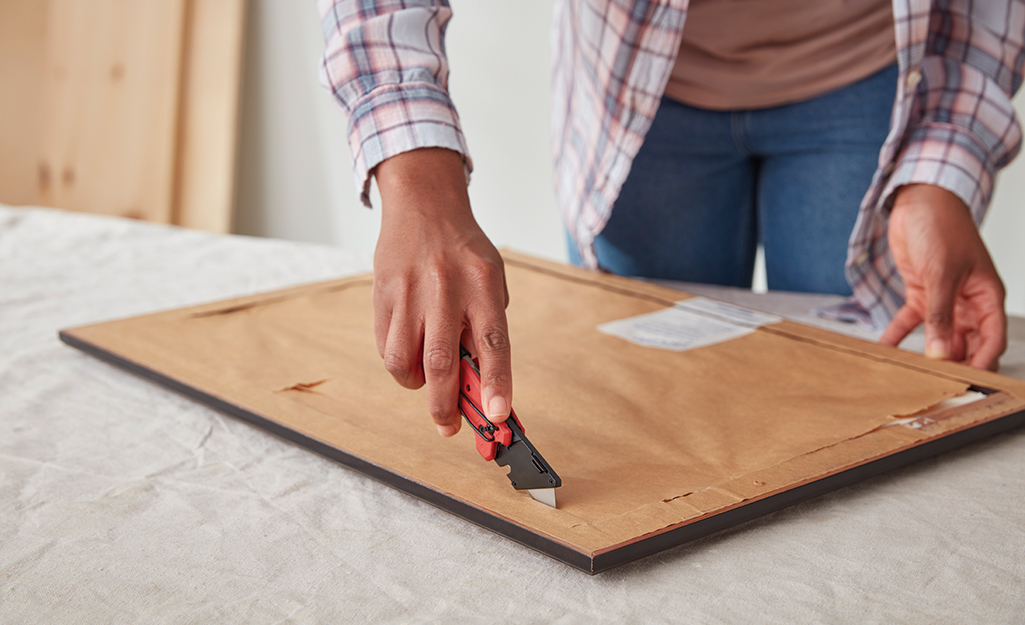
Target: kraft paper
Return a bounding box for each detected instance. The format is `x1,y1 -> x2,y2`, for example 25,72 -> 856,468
62,252 -> 1025,559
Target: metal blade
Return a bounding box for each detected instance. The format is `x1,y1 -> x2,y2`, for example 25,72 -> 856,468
527,488 -> 557,508
493,421 -> 561,491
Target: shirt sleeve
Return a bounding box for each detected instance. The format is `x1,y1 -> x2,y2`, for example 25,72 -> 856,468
317,0 -> 472,207
879,1 -> 1025,223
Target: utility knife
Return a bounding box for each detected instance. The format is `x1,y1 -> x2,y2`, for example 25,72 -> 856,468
457,346 -> 562,507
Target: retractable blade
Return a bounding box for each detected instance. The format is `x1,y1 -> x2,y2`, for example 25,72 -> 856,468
457,347 -> 561,507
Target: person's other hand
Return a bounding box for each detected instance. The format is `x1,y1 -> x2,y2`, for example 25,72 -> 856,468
373,148 -> 512,436
880,183 -> 1006,370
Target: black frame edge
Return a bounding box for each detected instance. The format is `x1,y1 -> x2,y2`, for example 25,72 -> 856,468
591,405 -> 1025,572
59,331 -> 595,573
60,331 -> 1025,575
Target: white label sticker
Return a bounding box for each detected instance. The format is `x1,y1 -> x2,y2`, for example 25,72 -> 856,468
597,297 -> 782,352
674,297 -> 782,327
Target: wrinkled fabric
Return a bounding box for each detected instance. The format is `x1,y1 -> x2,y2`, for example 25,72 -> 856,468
2,205 -> 1024,624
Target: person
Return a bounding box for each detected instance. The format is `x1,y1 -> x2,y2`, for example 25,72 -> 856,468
318,0 -> 1023,437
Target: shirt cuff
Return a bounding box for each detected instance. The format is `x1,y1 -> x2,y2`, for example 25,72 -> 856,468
876,55 -> 1023,224
877,122 -> 994,225
347,82 -> 472,207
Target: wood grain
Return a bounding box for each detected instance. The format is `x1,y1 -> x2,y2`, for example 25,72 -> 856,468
38,0 -> 187,221
0,0 -> 47,206
173,0 -> 247,232
0,0 -> 244,231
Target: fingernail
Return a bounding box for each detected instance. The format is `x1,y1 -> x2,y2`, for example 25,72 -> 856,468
436,424 -> 457,437
487,396 -> 510,420
926,339 -> 949,360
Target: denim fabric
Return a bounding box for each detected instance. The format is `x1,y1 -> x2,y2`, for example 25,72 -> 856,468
569,63 -> 898,296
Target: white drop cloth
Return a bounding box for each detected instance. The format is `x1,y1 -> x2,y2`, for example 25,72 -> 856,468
2,205 -> 1023,623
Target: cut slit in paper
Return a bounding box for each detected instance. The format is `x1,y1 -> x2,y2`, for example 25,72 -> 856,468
887,390 -> 989,430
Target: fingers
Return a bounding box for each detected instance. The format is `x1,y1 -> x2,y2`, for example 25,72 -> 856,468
423,310 -> 463,437
922,273 -> 960,362
880,292 -> 1006,370
373,282 -> 390,359
947,331 -> 968,364
375,255 -> 511,438
465,259 -> 512,424
968,301 -> 1007,372
381,301 -> 426,391
880,306 -> 921,347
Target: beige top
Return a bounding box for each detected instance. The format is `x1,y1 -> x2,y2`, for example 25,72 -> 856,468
664,0 -> 897,110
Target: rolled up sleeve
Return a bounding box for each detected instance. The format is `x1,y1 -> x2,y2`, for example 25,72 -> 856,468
880,2 -> 1024,223
318,0 -> 472,206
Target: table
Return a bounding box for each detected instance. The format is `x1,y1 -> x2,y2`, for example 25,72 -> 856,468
3,205 -> 1023,623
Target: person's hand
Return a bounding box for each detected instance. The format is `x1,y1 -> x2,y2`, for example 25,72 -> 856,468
373,148 -> 512,436
880,184 -> 1006,370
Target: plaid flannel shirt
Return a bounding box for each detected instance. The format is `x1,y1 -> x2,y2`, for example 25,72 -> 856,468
319,0 -> 1025,329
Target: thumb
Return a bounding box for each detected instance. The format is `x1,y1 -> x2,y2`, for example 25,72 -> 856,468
923,275 -> 959,361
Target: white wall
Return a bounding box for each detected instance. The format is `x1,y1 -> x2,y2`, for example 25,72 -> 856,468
234,0 -> 562,262
984,145 -> 1025,317
234,1 -> 1025,316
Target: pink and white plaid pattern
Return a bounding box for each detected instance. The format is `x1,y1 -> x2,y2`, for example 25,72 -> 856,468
319,0 -> 1025,329
317,0 -> 471,206
847,0 -> 1025,326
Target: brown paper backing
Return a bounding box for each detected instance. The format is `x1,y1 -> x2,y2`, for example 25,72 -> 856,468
60,252 -> 1025,573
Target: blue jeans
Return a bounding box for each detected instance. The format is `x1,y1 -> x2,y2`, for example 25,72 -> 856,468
568,63 -> 898,296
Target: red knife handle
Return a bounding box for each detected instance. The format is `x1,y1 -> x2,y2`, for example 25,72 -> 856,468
458,355 -> 522,461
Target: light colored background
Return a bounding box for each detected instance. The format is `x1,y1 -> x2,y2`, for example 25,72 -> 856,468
233,1 -> 1025,316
